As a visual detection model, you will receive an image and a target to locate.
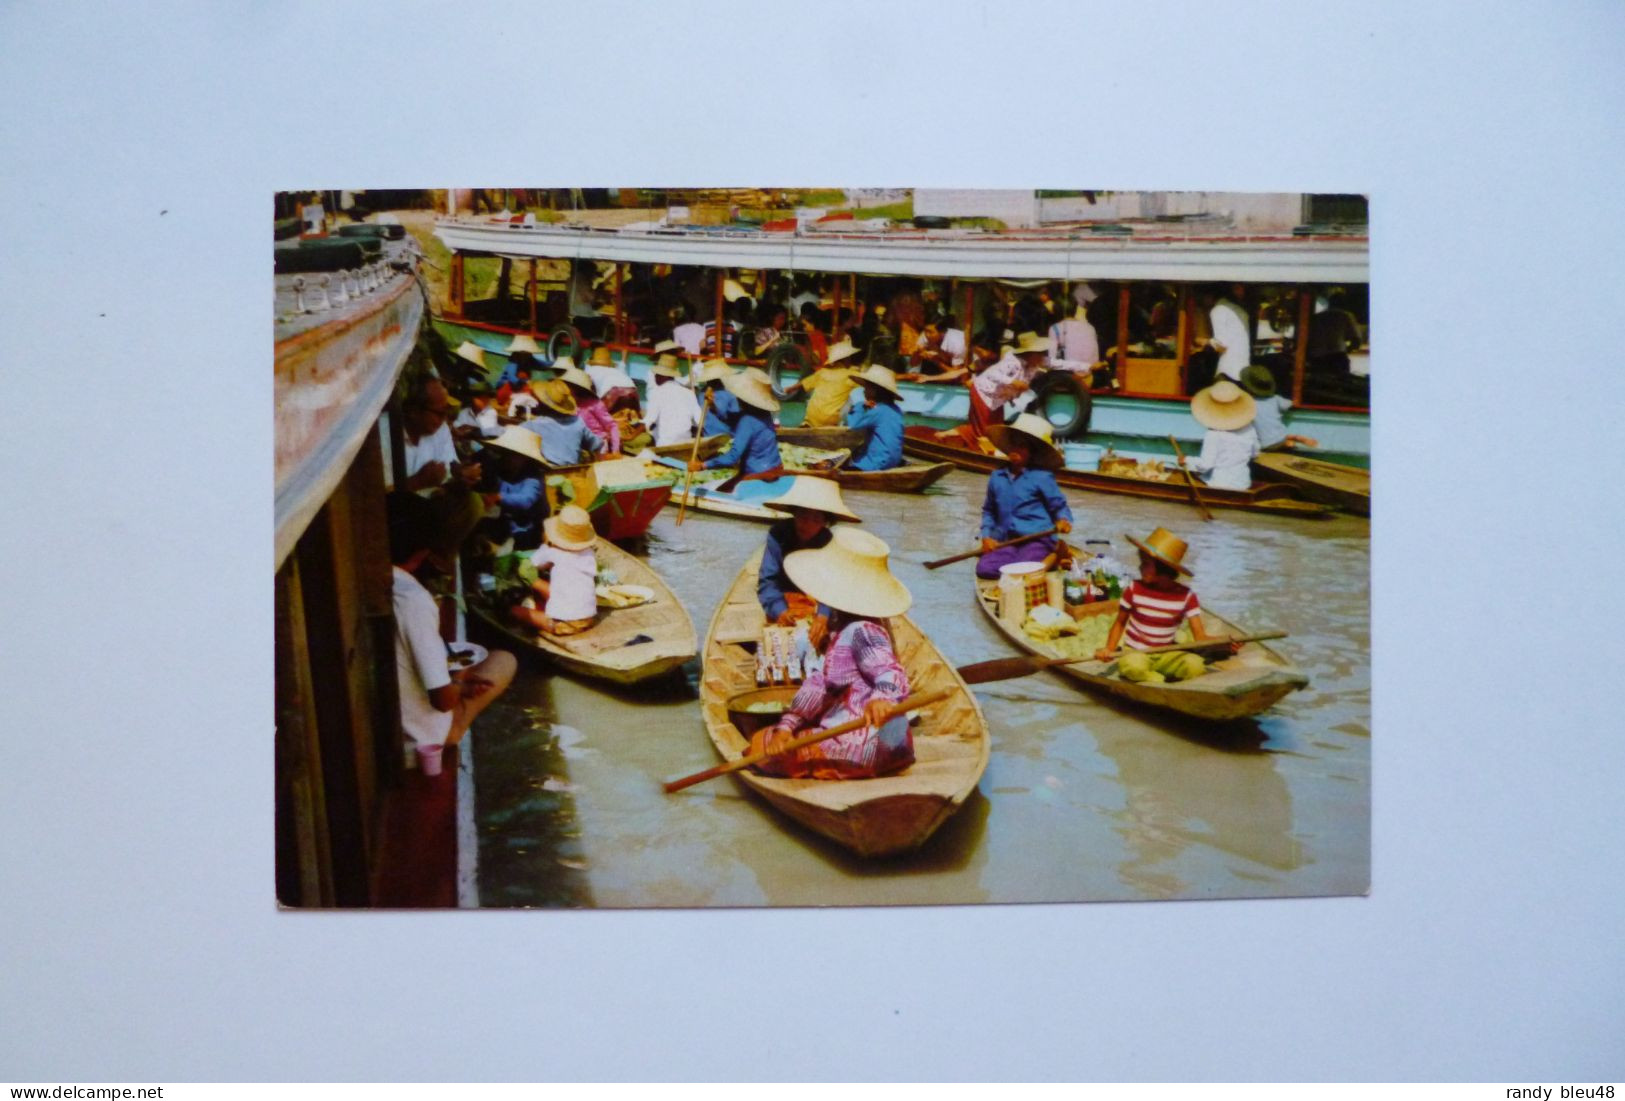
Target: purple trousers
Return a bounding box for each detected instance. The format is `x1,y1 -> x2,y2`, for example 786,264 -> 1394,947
975,536 -> 1056,579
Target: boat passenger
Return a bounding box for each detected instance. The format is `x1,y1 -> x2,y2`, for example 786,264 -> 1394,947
1093,528 -> 1235,681
697,359 -> 741,437
1201,283 -> 1251,383
521,379 -> 604,466
672,307 -> 706,357
901,316 -> 969,383
691,372 -> 781,478
779,339 -> 861,427
480,426 -> 549,551
643,354 -> 703,447
758,476 -> 861,633
1182,380 -> 1261,490
585,345 -> 640,415
557,358 -> 621,456
388,491 -> 516,762
844,364 -> 906,472
402,378 -> 487,563
797,305 -> 829,369
508,504 -> 599,637
964,331 -> 1049,441
974,412 -> 1074,580
748,527 -> 915,780
1047,285 -> 1103,377
1238,365 -> 1318,452
1306,290 -> 1364,377
496,333 -> 543,389
452,380 -> 502,442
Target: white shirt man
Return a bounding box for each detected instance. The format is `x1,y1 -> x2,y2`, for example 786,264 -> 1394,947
403,422 -> 457,493
672,321 -> 705,356
453,402 -> 501,439
1047,313 -> 1100,374
392,566 -> 453,750
585,361 -> 635,397
939,327 -> 967,367
1209,296 -> 1251,381
643,369 -> 703,446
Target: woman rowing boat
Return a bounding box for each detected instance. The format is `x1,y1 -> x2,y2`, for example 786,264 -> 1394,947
747,527 -> 915,780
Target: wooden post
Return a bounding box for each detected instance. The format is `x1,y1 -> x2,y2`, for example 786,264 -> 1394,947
614,262 -> 625,346
1175,286 -> 1192,396
527,259 -> 538,334
1115,283 -> 1130,385
1293,287 -> 1312,405
449,253 -> 465,319
714,268 -> 725,359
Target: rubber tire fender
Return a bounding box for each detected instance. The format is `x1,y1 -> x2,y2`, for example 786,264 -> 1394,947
545,324 -> 584,367
1031,370 -> 1094,439
764,342 -> 813,399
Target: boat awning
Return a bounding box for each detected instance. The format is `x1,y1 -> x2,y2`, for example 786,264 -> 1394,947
433,220 -> 1369,284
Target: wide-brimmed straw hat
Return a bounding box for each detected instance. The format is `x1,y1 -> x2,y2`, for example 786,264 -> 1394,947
784,526 -> 911,618
651,356 -> 682,379
854,363 -> 902,399
557,364 -> 596,393
529,378 -> 577,416
1126,527 -> 1192,578
507,333 -> 542,356
1190,379 -> 1258,431
653,339 -> 681,355
722,370 -> 780,413
485,425 -> 545,464
588,346 -> 615,367
698,359 -> 734,385
985,412 -> 1064,471
1012,331 -> 1051,357
740,365 -> 774,386
825,339 -> 860,365
1238,364 -> 1277,399
543,504 -> 597,552
454,341 -> 488,371
763,476 -> 861,523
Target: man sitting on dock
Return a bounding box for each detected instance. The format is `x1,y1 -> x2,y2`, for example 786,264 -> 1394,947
401,378 -> 486,564
388,492 -> 516,767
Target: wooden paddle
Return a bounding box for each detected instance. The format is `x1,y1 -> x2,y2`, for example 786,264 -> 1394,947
675,388 -> 714,527
924,527 -> 1058,570
1168,435 -> 1213,522
954,631 -> 1288,685
663,687 -> 954,793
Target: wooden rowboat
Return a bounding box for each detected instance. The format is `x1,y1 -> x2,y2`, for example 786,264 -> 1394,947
902,427 -> 1333,518
700,553 -> 991,856
1252,452 -> 1370,516
470,537 -> 696,685
820,461 -> 955,494
973,578 -> 1308,722
777,425 -> 866,451
537,437 -> 729,541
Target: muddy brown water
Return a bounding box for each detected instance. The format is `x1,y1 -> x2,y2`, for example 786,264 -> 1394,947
468,468 -> 1370,907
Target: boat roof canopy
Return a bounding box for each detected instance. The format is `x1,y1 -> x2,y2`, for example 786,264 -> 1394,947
434,219 -> 1368,284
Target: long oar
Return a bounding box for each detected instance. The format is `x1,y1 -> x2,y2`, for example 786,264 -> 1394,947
924,527 -> 1058,570
675,388 -> 714,527
1168,435 -> 1214,522
954,630 -> 1288,685
663,688 -> 954,793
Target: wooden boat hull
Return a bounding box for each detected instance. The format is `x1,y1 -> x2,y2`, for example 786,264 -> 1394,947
974,580 -> 1308,722
902,427 -> 1333,518
823,461 -> 955,494
778,425 -> 866,451
699,553 -> 991,856
471,538 -> 696,685
1252,453 -> 1370,515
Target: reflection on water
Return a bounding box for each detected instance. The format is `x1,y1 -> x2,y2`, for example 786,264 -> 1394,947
470,467 -> 1370,907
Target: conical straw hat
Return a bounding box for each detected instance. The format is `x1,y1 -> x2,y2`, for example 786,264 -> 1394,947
740,365 -> 773,386
551,354 -> 579,374
825,339 -> 860,365
853,363 -> 902,399
507,333 -> 542,355
985,411 -> 1064,470
1125,527 -> 1192,577
784,526 -> 911,617
698,359 -> 734,385
588,346 -> 615,367
1190,379 -> 1257,431
485,425 -> 545,464
454,341 -> 488,371
652,356 -> 681,378
722,370 -> 780,413
763,476 -> 861,522
529,378 -> 577,416
1012,331 -> 1051,356
557,364 -> 596,393
543,504 -> 597,551
653,339 -> 680,354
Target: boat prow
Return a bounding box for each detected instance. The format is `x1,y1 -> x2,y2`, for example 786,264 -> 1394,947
699,552 -> 991,856
1252,452 -> 1370,515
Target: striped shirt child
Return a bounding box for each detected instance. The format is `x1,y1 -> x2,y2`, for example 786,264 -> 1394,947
1118,579 -> 1201,650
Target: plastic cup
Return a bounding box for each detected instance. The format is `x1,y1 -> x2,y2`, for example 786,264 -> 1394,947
416,743 -> 445,777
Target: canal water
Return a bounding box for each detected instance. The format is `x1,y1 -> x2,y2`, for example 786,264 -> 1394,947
468,468 -> 1370,908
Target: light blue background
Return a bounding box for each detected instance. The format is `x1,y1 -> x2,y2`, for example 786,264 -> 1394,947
2,0 -> 1621,1082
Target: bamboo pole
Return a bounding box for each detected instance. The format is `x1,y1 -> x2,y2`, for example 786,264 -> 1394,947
1293,287 -> 1312,405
